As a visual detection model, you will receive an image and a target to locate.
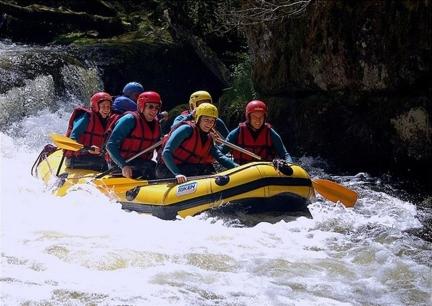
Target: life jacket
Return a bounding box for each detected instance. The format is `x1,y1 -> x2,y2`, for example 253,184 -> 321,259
232,122 -> 276,164
105,111 -> 126,139
65,107 -> 106,157
164,121 -> 214,165
112,112 -> 161,161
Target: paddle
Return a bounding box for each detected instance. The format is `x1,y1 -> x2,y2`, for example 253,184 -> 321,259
50,133 -> 89,177
212,131 -> 358,207
94,174 -> 217,193
212,129 -> 261,160
50,133 -> 85,152
94,140 -> 163,179
312,179 -> 357,207
218,138 -> 262,160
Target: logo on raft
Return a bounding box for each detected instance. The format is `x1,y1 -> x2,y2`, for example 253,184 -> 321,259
176,182 -> 198,196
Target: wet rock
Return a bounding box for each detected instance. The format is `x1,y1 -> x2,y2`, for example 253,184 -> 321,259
240,0 -> 431,185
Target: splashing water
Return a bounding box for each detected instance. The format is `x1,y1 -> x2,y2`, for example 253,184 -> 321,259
1,40 -> 431,305
1,108 -> 431,306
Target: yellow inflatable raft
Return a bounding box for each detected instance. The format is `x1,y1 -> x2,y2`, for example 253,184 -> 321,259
32,145 -> 314,220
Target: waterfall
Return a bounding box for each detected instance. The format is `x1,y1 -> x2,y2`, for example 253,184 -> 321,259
0,41 -> 103,130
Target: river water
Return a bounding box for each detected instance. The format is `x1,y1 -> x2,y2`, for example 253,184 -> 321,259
1,41 -> 431,306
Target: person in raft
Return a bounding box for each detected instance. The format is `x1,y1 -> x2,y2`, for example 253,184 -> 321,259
157,103 -> 238,184
112,81 -> 144,115
106,82 -> 145,135
106,91 -> 162,179
171,90 -> 229,137
219,100 -> 293,165
108,81 -> 168,135
65,92 -> 112,171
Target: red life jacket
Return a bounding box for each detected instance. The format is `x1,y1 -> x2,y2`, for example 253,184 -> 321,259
104,112 -> 126,139
116,112 -> 161,161
170,122 -> 214,165
65,107 -> 106,157
157,115 -> 191,162
232,122 -> 276,164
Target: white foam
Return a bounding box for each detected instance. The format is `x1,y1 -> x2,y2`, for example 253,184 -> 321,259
1,110 -> 431,306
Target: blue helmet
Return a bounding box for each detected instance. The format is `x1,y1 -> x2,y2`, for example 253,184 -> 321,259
122,82 -> 144,98
112,96 -> 137,113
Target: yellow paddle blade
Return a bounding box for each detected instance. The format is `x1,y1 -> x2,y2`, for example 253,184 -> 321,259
93,177 -> 149,193
312,179 -> 358,207
50,133 -> 83,152
93,175 -> 210,193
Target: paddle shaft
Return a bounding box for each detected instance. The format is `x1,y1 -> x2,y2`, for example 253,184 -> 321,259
95,140 -> 162,179
56,152 -> 66,177
211,128 -> 262,161
95,174 -> 218,192
219,139 -> 261,160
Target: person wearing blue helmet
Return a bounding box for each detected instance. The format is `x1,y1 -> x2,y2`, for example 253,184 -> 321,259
108,82 -> 145,132
112,82 -> 144,115
123,82 -> 145,99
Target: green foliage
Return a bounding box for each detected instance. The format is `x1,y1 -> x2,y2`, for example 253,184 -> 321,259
219,55 -> 256,127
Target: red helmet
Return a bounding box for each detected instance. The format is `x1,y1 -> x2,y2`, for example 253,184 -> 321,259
90,92 -> 112,112
245,100 -> 267,121
137,91 -> 162,110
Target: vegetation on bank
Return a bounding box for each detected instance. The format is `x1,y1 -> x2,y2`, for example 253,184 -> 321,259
219,56 -> 256,128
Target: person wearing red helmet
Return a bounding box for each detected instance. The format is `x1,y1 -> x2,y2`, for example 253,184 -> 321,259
106,91 -> 162,179
65,91 -> 112,171
220,100 -> 293,165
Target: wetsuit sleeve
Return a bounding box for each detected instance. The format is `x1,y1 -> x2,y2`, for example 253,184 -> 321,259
215,118 -> 229,138
211,145 -> 238,169
270,128 -> 293,163
106,114 -> 136,168
218,127 -> 239,154
69,113 -> 89,141
162,125 -> 193,176
171,113 -> 193,130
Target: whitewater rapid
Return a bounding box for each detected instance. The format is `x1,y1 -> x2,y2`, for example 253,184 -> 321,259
1,108 -> 431,306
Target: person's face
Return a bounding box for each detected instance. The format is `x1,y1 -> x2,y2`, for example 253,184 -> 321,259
143,103 -> 160,121
98,100 -> 111,118
249,111 -> 265,130
198,115 -> 216,132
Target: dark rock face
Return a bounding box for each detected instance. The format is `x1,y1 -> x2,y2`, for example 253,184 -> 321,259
246,1 -> 429,93
74,42 -> 225,110
243,0 -> 431,183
